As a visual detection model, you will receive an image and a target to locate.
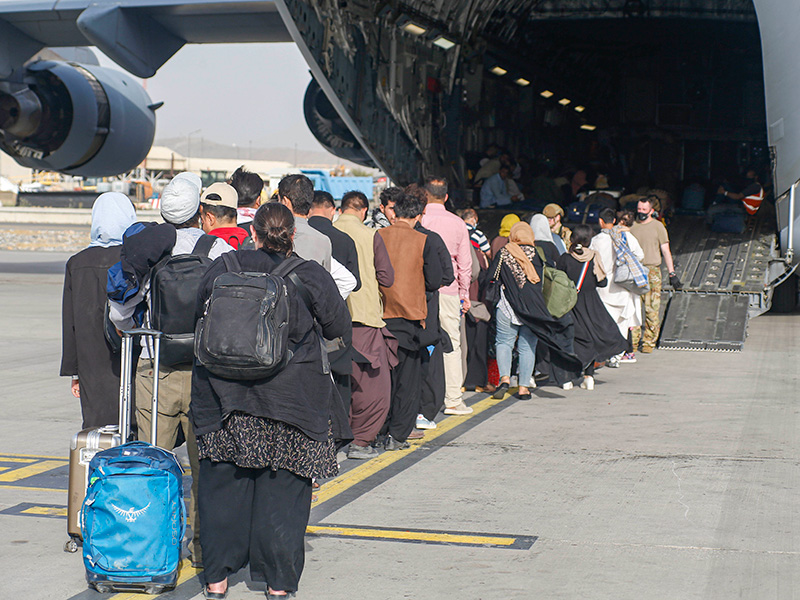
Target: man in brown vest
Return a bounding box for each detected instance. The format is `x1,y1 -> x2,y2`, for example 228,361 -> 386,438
377,191 -> 444,450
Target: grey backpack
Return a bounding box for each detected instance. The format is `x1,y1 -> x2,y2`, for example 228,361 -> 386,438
194,252 -> 307,380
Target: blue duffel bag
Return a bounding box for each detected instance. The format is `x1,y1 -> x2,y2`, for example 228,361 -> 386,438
81,441 -> 185,594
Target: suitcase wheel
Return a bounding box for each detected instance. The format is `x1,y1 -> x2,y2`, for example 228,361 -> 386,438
93,583 -> 113,594
145,585 -> 165,595
63,537 -> 79,553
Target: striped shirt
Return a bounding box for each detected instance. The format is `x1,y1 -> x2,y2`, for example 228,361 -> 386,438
467,225 -> 490,254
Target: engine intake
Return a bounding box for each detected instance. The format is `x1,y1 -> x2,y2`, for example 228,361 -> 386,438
0,61 -> 157,176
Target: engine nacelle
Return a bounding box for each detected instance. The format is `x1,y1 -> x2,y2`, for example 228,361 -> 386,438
0,61 -> 157,176
303,79 -> 375,168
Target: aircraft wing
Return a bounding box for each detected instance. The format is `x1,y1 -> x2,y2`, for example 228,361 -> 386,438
0,0 -> 290,78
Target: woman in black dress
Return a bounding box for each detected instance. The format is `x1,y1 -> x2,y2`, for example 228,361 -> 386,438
191,203 -> 351,599
555,224 -> 628,390
61,192 -> 136,428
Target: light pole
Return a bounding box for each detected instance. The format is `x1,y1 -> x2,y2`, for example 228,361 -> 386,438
186,129 -> 201,172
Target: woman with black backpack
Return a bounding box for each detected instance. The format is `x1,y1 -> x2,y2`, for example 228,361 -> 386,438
190,202 -> 351,599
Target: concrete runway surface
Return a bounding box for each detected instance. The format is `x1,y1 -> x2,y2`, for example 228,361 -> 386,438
1,249 -> 799,600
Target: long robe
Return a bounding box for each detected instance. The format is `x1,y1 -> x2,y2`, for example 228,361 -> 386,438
61,246 -> 125,428
490,249 -> 582,385
556,254 -> 629,369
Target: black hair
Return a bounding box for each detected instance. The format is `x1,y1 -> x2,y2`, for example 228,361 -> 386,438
229,166 -> 264,208
618,207 -> 636,227
460,208 -> 478,221
379,186 -> 404,207
569,224 -> 594,253
394,189 -> 425,218
278,174 -> 314,216
252,202 -> 294,256
341,190 -> 369,211
598,207 -> 616,225
423,176 -> 448,201
174,209 -> 201,229
312,190 -> 336,209
200,201 -> 237,223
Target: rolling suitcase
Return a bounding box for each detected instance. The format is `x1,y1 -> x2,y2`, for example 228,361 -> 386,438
65,330 -> 138,553
80,329 -> 186,594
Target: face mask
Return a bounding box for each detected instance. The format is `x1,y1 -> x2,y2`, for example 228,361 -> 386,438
637,212 -> 649,222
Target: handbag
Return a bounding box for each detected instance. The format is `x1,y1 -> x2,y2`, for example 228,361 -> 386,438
482,256 -> 503,307
536,247 -> 578,318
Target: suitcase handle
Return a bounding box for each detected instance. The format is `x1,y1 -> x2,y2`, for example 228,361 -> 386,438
119,329 -> 163,445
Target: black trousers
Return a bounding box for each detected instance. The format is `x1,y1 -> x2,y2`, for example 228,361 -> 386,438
382,346 -> 422,442
419,345 -> 445,421
463,316 -> 489,389
199,459 -> 312,592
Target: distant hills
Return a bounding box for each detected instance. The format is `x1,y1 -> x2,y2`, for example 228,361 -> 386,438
156,137 -> 368,170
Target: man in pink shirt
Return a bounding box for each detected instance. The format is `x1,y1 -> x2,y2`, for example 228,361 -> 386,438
420,177 -> 473,415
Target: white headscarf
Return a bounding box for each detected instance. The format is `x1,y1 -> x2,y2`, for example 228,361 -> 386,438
89,192 -> 136,248
529,213 -> 552,244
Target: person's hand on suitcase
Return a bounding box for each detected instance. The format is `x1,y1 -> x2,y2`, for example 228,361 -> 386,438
669,271 -> 682,290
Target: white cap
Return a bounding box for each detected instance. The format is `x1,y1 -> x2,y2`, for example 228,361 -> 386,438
160,177 -> 200,224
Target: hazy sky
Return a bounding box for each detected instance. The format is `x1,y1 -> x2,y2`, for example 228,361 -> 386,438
103,43 -> 326,151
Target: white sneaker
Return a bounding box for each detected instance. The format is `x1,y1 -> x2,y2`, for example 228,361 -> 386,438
416,414 -> 437,430
606,354 -> 621,368
580,376 -> 595,390
527,377 -> 538,389
444,402 -> 474,415
562,382 -> 573,390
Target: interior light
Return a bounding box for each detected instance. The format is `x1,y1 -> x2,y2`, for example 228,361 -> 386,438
432,36 -> 456,50
574,105 -> 586,113
515,78 -> 531,87
402,22 -> 427,36
490,66 -> 508,76
558,97 -> 571,106
540,90 -> 554,98
580,124 -> 597,131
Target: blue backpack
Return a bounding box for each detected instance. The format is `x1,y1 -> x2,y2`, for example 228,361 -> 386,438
81,441 -> 185,594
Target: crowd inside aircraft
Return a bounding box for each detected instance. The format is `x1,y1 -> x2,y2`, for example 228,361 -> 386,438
61,156 -> 766,597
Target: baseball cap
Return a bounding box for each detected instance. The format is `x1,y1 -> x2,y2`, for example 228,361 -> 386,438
201,182 -> 238,209
542,203 -> 564,218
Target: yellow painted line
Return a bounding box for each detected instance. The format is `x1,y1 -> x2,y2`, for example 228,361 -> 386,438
0,460 -> 67,482
0,484 -> 68,493
22,505 -> 67,517
307,525 -> 515,546
0,456 -> 37,463
315,392 -> 511,506
0,452 -> 65,460
0,466 -> 10,472
108,559 -> 201,600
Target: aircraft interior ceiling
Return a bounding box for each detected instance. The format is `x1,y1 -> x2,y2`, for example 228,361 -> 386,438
300,0 -> 767,192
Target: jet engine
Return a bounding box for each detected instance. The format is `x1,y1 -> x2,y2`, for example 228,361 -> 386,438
303,79 -> 375,168
0,61 -> 158,176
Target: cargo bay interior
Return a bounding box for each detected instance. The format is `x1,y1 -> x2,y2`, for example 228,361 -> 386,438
297,0 -> 780,350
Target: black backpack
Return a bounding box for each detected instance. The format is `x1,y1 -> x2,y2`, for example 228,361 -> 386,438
194,252 -> 310,380
149,234 -> 216,367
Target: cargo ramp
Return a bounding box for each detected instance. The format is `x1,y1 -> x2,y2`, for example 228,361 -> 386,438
658,215 -> 781,352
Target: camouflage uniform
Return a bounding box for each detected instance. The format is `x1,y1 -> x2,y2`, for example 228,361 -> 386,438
631,266 -> 661,351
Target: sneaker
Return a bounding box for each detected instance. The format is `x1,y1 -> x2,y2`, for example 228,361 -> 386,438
384,435 -> 410,451
416,414 -> 437,430
527,377 -> 538,389
619,352 -> 637,363
562,381 -> 574,390
580,376 -> 595,390
606,354 -> 621,368
444,402 -> 474,415
347,443 -> 378,460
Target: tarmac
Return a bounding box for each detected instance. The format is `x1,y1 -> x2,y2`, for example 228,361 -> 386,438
1,248 -> 800,600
